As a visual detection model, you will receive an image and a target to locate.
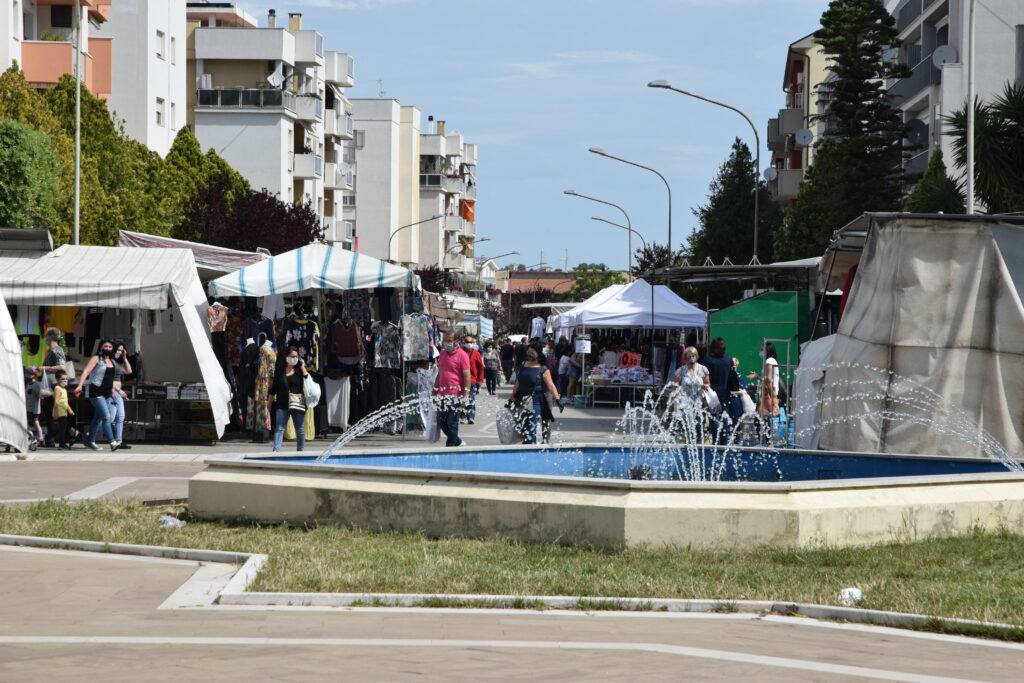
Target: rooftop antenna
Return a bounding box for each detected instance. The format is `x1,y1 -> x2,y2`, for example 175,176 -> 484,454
375,79 -> 386,98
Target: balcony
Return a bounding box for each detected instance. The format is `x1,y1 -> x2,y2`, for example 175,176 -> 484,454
325,51 -> 355,88
768,168 -> 804,202
420,174 -> 466,194
323,108 -> 354,139
293,95 -> 323,121
463,144 -> 478,166
339,163 -> 354,190
896,0 -> 943,34
196,88 -> 296,112
194,27 -> 295,64
294,30 -> 325,66
324,162 -> 338,189
292,153 -> 323,179
778,108 -> 803,137
420,134 -> 447,157
888,55 -> 940,105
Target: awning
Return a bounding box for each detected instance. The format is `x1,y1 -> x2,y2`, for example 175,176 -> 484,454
0,290 -> 27,453
208,242 -> 419,297
118,230 -> 267,280
566,280 -> 706,329
0,246 -> 230,437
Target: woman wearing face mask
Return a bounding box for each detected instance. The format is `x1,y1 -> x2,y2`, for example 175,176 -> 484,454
108,343 -> 133,450
270,346 -> 309,452
673,346 -> 710,402
74,339 -> 119,451
482,341 -> 500,396
512,341 -> 560,444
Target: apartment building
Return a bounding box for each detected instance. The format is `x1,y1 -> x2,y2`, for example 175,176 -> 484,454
884,0 -> 1024,177
1,0 -> 112,99
419,117 -> 478,275
94,0 -> 185,157
348,98 -> 422,264
186,3 -> 355,245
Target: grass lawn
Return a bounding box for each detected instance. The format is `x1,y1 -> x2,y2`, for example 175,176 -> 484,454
3,499 -> 1024,637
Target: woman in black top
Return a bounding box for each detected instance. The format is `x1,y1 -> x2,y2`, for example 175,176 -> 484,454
269,346 -> 309,452
512,341 -> 561,444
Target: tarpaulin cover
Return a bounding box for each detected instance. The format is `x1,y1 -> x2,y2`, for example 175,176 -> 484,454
208,242 -> 419,297
0,289 -> 27,453
819,216 -> 1024,459
792,334 -> 836,450
567,279 -> 706,329
0,246 -> 231,437
462,314 -> 493,339
118,230 -> 267,275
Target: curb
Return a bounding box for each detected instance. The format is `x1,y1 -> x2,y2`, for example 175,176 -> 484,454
2,534 -> 1020,638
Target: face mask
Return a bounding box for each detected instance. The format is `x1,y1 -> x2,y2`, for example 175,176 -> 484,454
102,348 -> 113,357
526,351 -> 539,361
542,348 -> 550,356
443,342 -> 455,353
686,356 -> 696,365
114,352 -> 123,360
286,357 -> 299,366
759,351 -> 765,360
60,380 -> 68,387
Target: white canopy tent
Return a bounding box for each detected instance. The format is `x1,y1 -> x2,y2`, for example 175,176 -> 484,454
207,242 -> 419,297
0,289 -> 27,453
0,245 -> 232,437
566,279 -> 706,329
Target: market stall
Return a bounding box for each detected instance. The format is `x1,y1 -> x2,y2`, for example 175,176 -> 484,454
0,289 -> 27,453
0,245 -> 232,439
118,230 -> 268,282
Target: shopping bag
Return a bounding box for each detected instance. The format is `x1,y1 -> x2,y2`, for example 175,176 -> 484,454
302,374 -> 321,408
739,390 -> 756,415
701,386 -> 722,414
496,401 -> 521,445
416,367 -> 440,444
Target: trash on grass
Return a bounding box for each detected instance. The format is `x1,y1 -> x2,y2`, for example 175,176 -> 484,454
158,515 -> 187,528
837,587 -> 863,606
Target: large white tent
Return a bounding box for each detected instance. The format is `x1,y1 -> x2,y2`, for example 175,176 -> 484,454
208,242 -> 418,297
0,289 -> 27,453
0,245 -> 232,436
566,279 -> 706,328
819,214 -> 1024,460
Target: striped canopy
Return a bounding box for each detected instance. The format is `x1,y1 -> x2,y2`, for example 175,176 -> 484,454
208,243 -> 419,297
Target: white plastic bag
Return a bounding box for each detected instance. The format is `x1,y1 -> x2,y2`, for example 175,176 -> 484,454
416,367 -> 440,444
496,402 -> 521,445
739,390 -> 756,415
303,374 -> 321,408
702,386 -> 722,414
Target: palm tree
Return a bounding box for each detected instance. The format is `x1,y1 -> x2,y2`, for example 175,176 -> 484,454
945,83 -> 1024,214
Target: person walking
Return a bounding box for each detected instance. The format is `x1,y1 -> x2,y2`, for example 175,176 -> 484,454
51,369 -> 77,449
499,338 -> 515,383
108,343 -> 133,450
435,331 -> 470,447
40,327 -> 67,446
704,337 -> 733,443
74,339 -> 118,451
462,335 -> 484,425
482,340 -> 500,396
674,346 -> 710,401
512,341 -> 560,445
270,346 -> 309,452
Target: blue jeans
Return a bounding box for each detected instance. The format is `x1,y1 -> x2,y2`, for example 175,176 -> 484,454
438,405 -> 461,447
272,407 -> 306,452
108,391 -> 125,442
522,394 -> 543,445
464,382 -> 480,421
88,396 -> 114,444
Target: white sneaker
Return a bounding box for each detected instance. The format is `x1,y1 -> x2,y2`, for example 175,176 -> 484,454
457,438 -> 467,447
84,441 -> 100,451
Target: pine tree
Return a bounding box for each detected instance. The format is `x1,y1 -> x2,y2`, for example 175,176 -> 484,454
690,138 -> 782,265
903,149 -> 965,213
775,0 -> 910,259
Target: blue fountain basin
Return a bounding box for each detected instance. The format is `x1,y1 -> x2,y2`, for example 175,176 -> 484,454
251,446 -> 1012,483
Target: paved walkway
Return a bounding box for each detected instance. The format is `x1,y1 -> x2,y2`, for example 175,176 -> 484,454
1,544 -> 1021,681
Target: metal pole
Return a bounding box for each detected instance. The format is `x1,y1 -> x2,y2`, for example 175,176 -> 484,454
563,191 -> 635,279
587,150 -> 672,254
966,0 -> 976,214
73,0 -> 81,245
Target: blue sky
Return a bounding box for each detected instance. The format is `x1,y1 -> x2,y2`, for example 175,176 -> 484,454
244,0 -> 829,270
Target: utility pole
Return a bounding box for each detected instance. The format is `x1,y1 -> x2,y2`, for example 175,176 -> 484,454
73,0 -> 81,245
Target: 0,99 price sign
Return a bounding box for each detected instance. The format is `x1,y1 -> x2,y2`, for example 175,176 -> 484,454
619,352 -> 640,367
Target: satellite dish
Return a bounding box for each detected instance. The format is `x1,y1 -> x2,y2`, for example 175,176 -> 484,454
906,119 -> 928,146
932,45 -> 958,67
794,128 -> 814,147
763,167 -> 778,181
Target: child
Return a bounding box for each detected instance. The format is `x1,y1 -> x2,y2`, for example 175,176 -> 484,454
24,368 -> 44,444
52,369 -> 77,449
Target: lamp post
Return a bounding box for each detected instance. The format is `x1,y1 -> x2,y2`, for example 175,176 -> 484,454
475,250 -> 519,303
564,190 -> 636,279
592,217 -> 655,350
966,0 -> 976,214
648,80 -> 761,262
387,214 -> 443,263
73,0 -> 82,245
588,148 -> 673,253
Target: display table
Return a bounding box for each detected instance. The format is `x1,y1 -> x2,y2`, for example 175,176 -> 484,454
584,382 -> 660,408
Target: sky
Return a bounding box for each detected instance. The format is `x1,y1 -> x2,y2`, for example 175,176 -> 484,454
241,0 -> 830,271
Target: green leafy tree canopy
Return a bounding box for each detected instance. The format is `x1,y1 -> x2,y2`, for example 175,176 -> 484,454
903,149 -> 965,214
0,119 -> 59,229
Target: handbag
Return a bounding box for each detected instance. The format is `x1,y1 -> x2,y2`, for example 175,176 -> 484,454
701,386 -> 722,414
739,390 -> 756,415
302,374 -> 321,408
288,392 -> 306,412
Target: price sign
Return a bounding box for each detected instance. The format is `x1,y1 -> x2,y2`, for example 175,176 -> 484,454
619,352 -> 640,367
575,339 -> 591,354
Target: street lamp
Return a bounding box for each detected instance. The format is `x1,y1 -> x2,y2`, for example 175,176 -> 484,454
564,190 -> 636,279
648,80 -> 761,262
387,214 -> 444,263
588,147 -> 673,255
475,251 -> 519,301
966,0 -> 977,214
592,217 -> 655,345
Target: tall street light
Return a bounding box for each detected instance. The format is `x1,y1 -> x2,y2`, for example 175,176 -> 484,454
588,148 -> 673,253
475,250 -> 519,303
966,0 -> 976,214
564,190 -> 636,279
648,80 -> 761,262
592,217 -> 654,345
387,214 -> 443,263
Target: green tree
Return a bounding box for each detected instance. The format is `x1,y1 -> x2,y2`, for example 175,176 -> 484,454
903,149 -> 965,213
568,263 -> 626,301
945,83 -> 1024,214
775,0 -> 910,259
690,138 -> 782,265
0,119 -> 59,229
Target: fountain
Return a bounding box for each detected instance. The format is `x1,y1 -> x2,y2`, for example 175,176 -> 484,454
190,366 -> 1024,549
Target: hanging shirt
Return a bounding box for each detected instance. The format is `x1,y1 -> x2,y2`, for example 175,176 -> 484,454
284,318 -> 321,369
329,320 -> 363,359
243,317 -> 275,349
372,321 -> 402,369
530,317 -> 546,339
206,305 -> 228,332
48,307 -> 77,336
400,314 -> 432,362
341,290 -> 372,329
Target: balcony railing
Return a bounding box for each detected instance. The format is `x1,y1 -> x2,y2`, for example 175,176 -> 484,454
292,153 -> 323,179
887,54 -> 940,105
293,95 -> 323,121
420,174 -> 466,194
896,0 -> 942,33
197,88 -> 295,111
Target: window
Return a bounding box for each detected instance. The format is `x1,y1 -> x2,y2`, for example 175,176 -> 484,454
170,36 -> 176,65
342,194 -> 356,206
1017,26 -> 1024,88
155,98 -> 165,127
50,5 -> 72,29
354,130 -> 365,149
156,30 -> 166,60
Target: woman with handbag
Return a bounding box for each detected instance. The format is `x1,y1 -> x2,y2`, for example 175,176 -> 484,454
269,346 -> 310,452
511,342 -> 561,445
748,342 -> 781,442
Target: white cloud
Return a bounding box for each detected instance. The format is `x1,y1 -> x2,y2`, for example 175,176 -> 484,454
504,61 -> 560,78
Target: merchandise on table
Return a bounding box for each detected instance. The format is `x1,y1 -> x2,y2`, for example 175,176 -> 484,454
586,364 -> 656,385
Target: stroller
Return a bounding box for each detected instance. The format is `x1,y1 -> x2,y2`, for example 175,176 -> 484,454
3,428 -> 39,453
